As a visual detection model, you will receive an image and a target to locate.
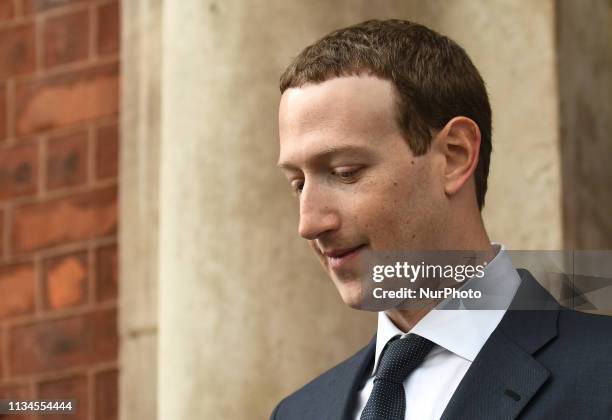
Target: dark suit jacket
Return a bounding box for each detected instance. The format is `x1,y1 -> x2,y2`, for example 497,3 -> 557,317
270,269 -> 612,419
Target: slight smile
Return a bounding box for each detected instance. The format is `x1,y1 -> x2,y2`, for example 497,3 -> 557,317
323,245 -> 367,270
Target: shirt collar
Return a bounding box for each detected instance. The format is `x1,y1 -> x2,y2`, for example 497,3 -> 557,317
372,243 -> 521,375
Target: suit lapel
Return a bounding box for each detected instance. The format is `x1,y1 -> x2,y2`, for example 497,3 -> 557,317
440,269 -> 559,420
323,336 -> 376,420
439,325 -> 551,420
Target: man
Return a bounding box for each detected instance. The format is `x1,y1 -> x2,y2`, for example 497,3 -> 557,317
272,20 -> 612,419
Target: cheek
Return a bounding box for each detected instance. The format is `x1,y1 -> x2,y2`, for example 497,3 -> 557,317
351,186 -> 413,242
360,177 -> 437,246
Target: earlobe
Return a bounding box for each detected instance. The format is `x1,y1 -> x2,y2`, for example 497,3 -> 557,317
440,117 -> 481,197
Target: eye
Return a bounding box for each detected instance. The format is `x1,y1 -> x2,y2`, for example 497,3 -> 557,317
290,180 -> 304,195
333,167 -> 361,181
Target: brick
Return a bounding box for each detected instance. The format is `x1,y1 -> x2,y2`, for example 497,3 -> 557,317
19,0 -> 34,14
39,375 -> 87,420
95,123 -> 117,179
0,383 -> 31,399
0,383 -> 35,420
0,262 -> 35,321
95,369 -> 117,420
23,0 -> 91,14
0,0 -> 15,23
96,243 -> 116,302
0,23 -> 36,80
44,9 -> 89,68
0,141 -> 38,200
11,185 -> 117,253
43,251 -> 87,310
47,130 -> 87,190
96,2 -> 118,56
0,84 -> 6,141
0,327 -> 3,379
0,208 -> 3,256
9,308 -> 117,375
15,63 -> 119,136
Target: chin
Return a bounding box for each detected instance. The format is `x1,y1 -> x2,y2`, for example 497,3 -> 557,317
336,282 -> 365,310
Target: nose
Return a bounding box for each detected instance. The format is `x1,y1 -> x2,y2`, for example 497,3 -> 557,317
298,183 -> 340,240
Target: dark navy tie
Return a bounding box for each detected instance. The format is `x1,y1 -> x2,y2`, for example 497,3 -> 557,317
360,334 -> 435,420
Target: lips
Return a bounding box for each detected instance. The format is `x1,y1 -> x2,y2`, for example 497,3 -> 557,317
322,245 -> 366,269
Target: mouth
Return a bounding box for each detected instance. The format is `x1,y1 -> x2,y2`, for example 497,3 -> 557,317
322,245 -> 367,270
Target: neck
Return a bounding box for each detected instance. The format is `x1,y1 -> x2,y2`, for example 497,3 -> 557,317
385,215 -> 495,333
385,306 -> 435,332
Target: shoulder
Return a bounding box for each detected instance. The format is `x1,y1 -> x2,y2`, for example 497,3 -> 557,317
270,337 -> 375,420
556,308 -> 612,349
543,309 -> 612,381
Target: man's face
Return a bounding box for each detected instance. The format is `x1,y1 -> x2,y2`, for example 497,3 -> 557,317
278,76 -> 446,307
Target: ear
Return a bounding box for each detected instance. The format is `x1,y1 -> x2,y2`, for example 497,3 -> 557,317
434,116 -> 481,198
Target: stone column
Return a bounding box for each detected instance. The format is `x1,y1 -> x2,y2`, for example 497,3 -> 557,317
557,0 -> 612,249
120,0 -> 162,419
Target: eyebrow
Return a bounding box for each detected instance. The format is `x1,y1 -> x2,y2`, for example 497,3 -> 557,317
277,144 -> 372,170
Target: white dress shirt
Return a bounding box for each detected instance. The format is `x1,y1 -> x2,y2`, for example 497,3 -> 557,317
353,244 -> 521,420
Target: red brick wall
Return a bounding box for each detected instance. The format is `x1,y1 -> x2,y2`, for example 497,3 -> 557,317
0,0 -> 119,419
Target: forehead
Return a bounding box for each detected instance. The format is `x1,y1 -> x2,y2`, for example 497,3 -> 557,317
277,76 -> 400,166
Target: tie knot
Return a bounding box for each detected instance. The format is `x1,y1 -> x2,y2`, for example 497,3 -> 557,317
376,334 -> 435,384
